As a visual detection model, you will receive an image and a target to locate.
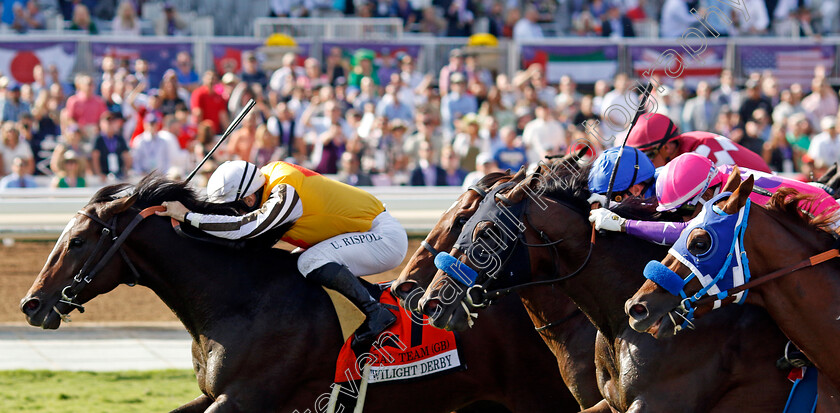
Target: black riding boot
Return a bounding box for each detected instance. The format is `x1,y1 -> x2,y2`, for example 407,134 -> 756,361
308,263 -> 397,346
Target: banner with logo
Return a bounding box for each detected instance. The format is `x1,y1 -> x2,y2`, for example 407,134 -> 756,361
628,43 -> 727,87
0,41 -> 76,84
520,44 -> 619,84
90,41 -> 193,86
209,40 -> 311,74
739,44 -> 836,88
334,288 -> 461,385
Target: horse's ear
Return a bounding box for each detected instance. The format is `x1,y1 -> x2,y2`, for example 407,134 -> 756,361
826,165 -> 840,194
817,162 -> 838,184
511,166 -> 527,182
503,173 -> 542,204
723,175 -> 753,214
722,166 -> 741,193
576,146 -> 589,159
104,194 -> 139,216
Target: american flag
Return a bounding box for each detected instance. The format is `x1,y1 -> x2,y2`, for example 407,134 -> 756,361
741,47 -> 834,88
630,46 -> 726,88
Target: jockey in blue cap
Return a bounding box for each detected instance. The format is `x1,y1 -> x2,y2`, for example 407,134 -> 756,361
587,146 -> 657,206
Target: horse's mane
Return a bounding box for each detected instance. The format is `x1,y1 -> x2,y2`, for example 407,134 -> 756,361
475,171 -> 513,190
536,164 -> 669,221
90,174 -> 239,216
92,174 -> 295,251
537,164 -> 593,215
764,187 -> 839,231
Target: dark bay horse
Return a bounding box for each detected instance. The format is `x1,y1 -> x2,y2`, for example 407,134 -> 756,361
626,170 -> 840,405
391,168 -> 602,410
418,168 -> 794,412
18,176 -> 576,412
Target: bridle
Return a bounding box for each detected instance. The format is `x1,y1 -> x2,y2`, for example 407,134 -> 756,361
464,195 -> 596,308
434,182 -> 597,311
52,205 -> 164,323
649,193 -> 840,334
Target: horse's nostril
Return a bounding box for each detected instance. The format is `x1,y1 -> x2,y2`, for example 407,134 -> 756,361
629,303 -> 649,321
22,298 -> 41,313
423,298 -> 441,316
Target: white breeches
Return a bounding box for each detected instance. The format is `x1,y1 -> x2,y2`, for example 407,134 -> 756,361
298,211 -> 408,277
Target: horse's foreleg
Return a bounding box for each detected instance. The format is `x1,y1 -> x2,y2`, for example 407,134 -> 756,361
580,399 -> 617,413
169,394 -> 214,413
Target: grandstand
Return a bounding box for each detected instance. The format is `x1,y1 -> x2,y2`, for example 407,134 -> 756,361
0,0 -> 838,237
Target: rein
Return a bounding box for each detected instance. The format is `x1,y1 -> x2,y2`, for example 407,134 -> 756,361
690,248 -> 840,309
52,205 -> 165,322
534,308 -> 583,334
660,193 -> 840,331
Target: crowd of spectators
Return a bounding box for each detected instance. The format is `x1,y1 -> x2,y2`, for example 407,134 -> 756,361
3,0 -> 190,35
2,0 -> 838,38
1,38 -> 840,192
266,0 -> 840,38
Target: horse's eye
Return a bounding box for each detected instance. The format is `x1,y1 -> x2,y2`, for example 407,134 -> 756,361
69,238 -> 84,248
687,229 -> 712,256
454,216 -> 467,229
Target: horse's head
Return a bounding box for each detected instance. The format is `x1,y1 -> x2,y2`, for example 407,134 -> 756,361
21,192 -> 142,329
391,170 -> 524,311
418,164 -> 592,331
626,169 -> 753,338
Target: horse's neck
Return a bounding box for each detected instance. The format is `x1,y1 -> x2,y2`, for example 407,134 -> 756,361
557,234 -> 667,340
747,210 -> 840,387
130,240 -> 300,341
135,251 -> 235,338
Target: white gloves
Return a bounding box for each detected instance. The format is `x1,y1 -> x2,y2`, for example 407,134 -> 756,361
586,193 -> 608,207
589,208 -> 626,232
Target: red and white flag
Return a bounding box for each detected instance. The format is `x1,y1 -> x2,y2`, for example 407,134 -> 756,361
0,43 -> 76,84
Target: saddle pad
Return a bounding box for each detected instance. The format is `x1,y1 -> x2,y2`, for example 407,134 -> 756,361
334,286 -> 462,385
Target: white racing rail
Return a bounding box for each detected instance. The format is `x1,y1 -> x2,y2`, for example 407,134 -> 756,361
0,186 -> 463,239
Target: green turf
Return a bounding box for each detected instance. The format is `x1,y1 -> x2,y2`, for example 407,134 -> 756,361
0,370 -> 201,412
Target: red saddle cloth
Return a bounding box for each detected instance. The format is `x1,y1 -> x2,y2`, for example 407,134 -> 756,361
334,287 -> 462,384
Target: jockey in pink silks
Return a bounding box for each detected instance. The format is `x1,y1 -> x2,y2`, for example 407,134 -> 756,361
589,153 -> 840,245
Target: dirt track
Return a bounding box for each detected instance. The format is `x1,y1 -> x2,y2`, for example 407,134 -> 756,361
0,240 -> 421,324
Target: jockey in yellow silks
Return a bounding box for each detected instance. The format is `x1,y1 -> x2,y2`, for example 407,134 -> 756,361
158,160 -> 407,344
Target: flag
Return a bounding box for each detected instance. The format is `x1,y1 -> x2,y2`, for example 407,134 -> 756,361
521,45 -> 619,83
629,44 -> 726,88
0,43 -> 76,84
741,45 -> 835,88
209,41 -> 264,75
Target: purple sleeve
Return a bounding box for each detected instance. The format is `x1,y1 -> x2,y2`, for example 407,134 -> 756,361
624,220 -> 689,246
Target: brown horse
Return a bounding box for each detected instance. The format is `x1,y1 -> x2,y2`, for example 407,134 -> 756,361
626,170 -> 840,405
18,176 -> 583,413
391,168 -> 602,410
418,167 -> 794,412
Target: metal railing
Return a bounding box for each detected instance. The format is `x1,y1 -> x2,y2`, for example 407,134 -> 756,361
253,17 -> 404,40
0,186 -> 460,239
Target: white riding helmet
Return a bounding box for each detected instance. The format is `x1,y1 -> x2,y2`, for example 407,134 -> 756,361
206,161 -> 267,203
